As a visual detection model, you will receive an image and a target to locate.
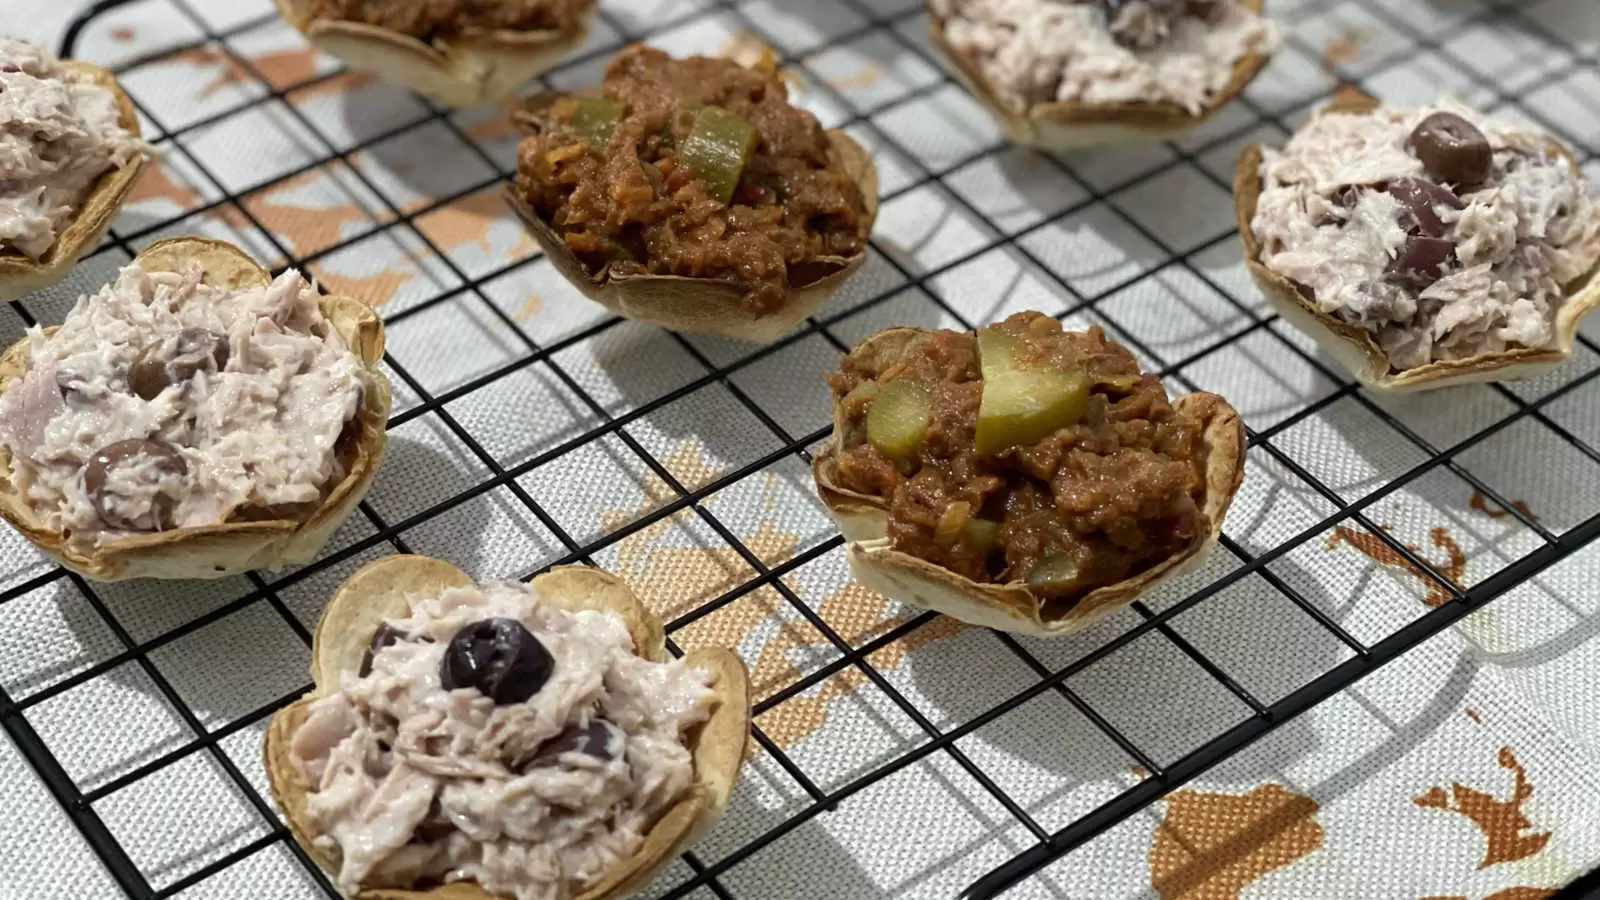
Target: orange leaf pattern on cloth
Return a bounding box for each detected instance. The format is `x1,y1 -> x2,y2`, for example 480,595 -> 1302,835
465,95 -> 524,143
1413,747 -> 1551,870
414,190 -> 535,257
307,264 -> 416,306
1148,783 -> 1324,900
242,170 -> 373,256
167,47 -> 253,98
126,163 -> 200,210
603,440 -> 968,749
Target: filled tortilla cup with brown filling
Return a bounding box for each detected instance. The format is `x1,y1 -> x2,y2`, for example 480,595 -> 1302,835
274,0 -> 595,108
508,45 -> 879,344
0,60 -> 147,302
929,0 -> 1275,151
265,554 -> 751,900
0,237 -> 390,581
813,314 -> 1246,636
1235,89 -> 1600,392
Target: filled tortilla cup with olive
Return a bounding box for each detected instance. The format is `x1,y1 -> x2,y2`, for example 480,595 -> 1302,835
508,45 -> 878,344
1236,88 -> 1600,392
0,237 -> 390,581
928,0 -> 1276,150
812,313 -> 1246,636
274,0 -> 594,108
266,554 -> 751,900
0,46 -> 147,302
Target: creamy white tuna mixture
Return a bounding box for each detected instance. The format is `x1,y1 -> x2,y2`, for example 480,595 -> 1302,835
0,38 -> 144,259
0,264 -> 367,545
289,582 -> 714,900
1252,102 -> 1600,370
931,0 -> 1278,114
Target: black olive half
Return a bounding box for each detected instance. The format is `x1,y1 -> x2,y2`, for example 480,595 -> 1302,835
83,438 -> 188,530
1406,112 -> 1493,187
358,622 -> 411,678
128,329 -> 229,402
1384,177 -> 1464,238
440,618 -> 553,705
1386,235 -> 1456,291
526,718 -> 626,769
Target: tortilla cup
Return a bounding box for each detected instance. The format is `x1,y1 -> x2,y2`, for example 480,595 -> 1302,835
265,554 -> 751,900
0,237 -> 391,581
275,0 -> 594,108
928,0 -> 1274,150
812,326 -> 1247,636
507,128 -> 878,344
0,60 -> 146,303
1233,88 -> 1600,392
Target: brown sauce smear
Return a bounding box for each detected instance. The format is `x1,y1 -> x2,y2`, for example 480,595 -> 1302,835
1326,525 -> 1465,607
1468,489 -> 1537,521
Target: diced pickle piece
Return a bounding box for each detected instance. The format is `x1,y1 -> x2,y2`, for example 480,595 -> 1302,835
963,518 -> 1001,554
976,328 -> 1019,381
680,106 -> 761,205
866,379 -> 930,463
974,370 -> 1090,456
1025,553 -> 1080,591
570,97 -> 627,148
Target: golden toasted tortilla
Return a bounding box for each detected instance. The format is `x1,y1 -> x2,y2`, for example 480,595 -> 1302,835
928,0 -> 1273,150
812,326 -> 1247,637
0,61 -> 147,302
1233,88 -> 1600,392
265,554 -> 751,900
507,129 -> 879,344
0,237 -> 391,581
275,0 -> 594,108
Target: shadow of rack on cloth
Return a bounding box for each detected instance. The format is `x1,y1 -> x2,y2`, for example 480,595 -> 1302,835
0,1 -> 1588,899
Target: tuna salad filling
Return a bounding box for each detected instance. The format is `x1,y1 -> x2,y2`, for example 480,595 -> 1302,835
1251,101 -> 1600,371
514,45 -> 871,315
827,312 -> 1208,615
0,263 -> 367,547
303,0 -> 592,37
289,581 -> 714,900
0,38 -> 143,260
931,0 -> 1278,115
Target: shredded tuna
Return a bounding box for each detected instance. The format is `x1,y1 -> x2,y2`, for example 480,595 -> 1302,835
0,263 -> 368,548
1251,101 -> 1600,371
0,38 -> 144,259
930,0 -> 1278,115
289,582 -> 714,900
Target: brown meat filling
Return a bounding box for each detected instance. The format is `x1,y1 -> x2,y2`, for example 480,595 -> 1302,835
828,312 -> 1208,608
304,0 -> 590,37
514,46 -> 870,315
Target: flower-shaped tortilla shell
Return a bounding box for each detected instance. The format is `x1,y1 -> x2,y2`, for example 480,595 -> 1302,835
1234,88 -> 1600,392
0,237 -> 391,581
0,61 -> 146,302
929,0 -> 1272,150
265,554 -> 751,900
507,129 -> 879,344
275,0 -> 593,108
812,327 -> 1247,637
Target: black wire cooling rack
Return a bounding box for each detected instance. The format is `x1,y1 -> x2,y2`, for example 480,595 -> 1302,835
0,0 -> 1593,897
